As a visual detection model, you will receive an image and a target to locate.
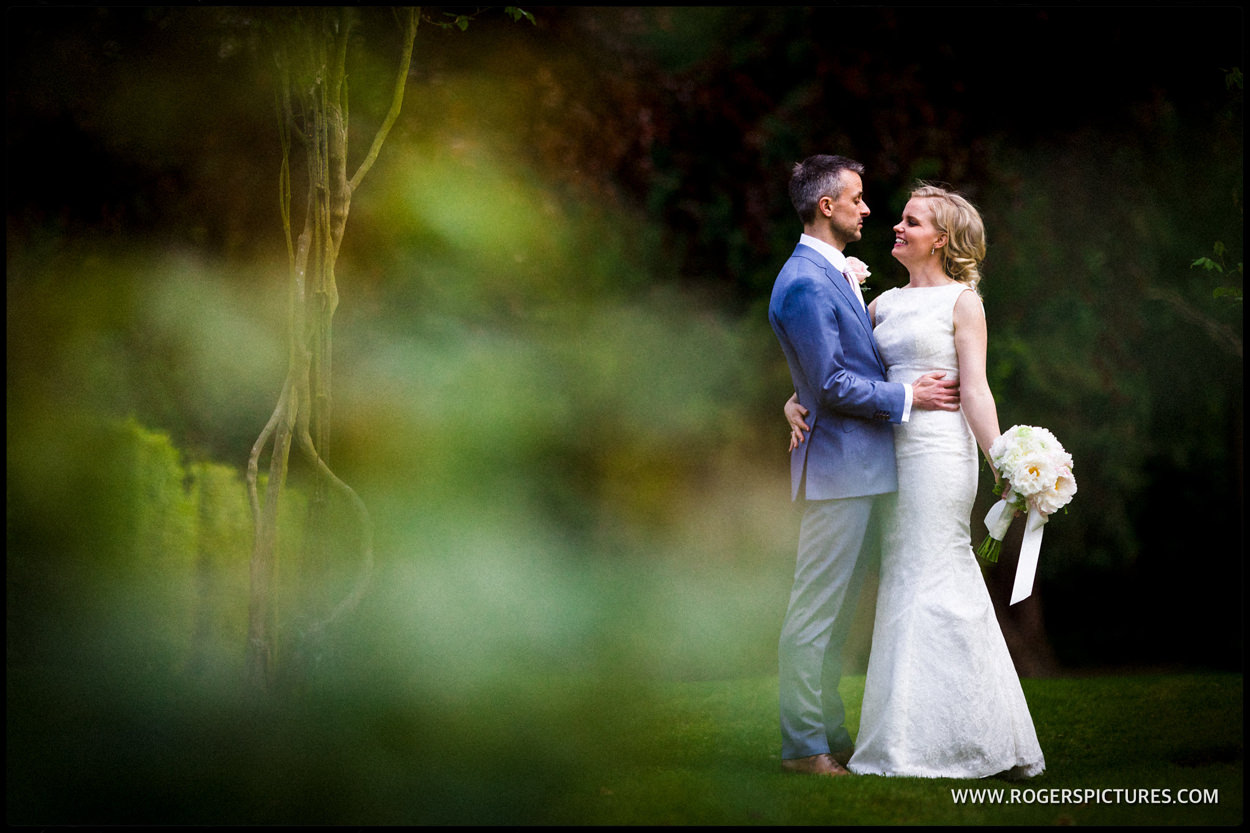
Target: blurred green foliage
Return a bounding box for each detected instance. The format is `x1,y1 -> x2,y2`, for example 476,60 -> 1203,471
6,1 -> 1241,678
5,412 -> 306,683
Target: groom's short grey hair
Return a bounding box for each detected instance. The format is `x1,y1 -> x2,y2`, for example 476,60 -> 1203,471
790,155 -> 865,225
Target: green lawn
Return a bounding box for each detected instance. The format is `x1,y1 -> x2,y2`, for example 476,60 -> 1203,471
547,672 -> 1242,826
8,667 -> 1241,826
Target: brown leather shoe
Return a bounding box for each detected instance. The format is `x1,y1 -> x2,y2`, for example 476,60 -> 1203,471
830,746 -> 854,768
780,753 -> 851,777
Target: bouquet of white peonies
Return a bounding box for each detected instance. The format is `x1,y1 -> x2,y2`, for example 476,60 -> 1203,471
976,425 -> 1077,604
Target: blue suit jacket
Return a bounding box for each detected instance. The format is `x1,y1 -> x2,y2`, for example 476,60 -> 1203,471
768,243 -> 905,501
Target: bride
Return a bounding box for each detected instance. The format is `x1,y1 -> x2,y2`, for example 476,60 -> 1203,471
786,184 -> 1045,779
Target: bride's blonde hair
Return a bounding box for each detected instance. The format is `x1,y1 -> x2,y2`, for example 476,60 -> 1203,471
911,183 -> 986,290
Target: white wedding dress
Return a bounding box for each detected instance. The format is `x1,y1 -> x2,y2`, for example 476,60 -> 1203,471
848,282 -> 1045,779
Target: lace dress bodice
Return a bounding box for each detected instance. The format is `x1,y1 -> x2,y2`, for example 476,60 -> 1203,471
874,283 -> 964,384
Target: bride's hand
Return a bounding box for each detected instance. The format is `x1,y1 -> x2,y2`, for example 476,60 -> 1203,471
996,477 -> 1021,516
785,393 -> 810,452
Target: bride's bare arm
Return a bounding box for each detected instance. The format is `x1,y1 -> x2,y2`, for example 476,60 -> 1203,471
953,290 -> 1001,473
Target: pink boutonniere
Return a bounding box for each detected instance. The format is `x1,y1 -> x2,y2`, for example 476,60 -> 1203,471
844,257 -> 871,288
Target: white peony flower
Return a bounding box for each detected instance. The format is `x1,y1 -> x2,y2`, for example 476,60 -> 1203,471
1033,466 -> 1078,516
1005,452 -> 1056,496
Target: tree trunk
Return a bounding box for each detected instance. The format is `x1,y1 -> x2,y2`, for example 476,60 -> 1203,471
245,7 -> 418,692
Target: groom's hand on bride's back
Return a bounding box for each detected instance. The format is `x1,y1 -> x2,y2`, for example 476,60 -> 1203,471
911,371 -> 960,411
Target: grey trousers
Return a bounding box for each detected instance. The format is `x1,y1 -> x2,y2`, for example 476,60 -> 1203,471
779,494 -> 884,759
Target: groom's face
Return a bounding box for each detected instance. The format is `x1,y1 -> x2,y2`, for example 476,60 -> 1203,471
825,171 -> 870,248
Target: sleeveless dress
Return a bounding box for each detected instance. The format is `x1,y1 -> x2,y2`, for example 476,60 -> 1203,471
848,282 -> 1045,779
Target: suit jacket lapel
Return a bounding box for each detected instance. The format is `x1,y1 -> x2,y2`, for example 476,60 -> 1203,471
819,260 -> 888,374
793,244 -> 886,372
821,262 -> 873,331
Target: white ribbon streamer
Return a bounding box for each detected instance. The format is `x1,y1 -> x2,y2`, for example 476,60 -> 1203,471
1010,505 -> 1047,606
983,498 -> 1016,542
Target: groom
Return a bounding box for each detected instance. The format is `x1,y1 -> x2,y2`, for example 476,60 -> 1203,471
768,155 -> 959,776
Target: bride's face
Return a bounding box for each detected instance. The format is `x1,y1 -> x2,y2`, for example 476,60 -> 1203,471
891,198 -> 945,265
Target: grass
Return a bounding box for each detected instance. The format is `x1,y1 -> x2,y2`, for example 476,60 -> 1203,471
545,672 -> 1243,826
7,666 -> 1241,826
